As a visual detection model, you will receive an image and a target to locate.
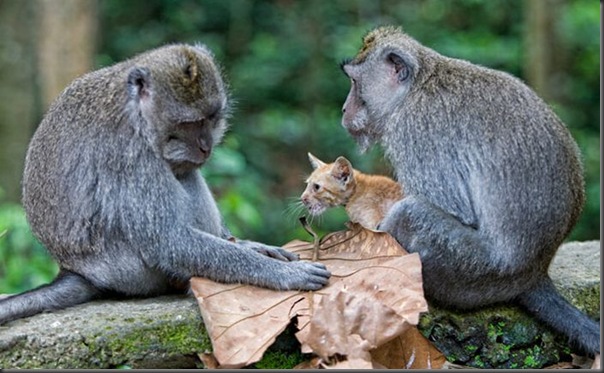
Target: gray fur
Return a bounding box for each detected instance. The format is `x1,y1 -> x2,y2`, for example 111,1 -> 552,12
341,26 -> 598,356
0,43 -> 329,325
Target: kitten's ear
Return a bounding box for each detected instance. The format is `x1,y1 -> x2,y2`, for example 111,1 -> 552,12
308,152 -> 326,169
332,156 -> 352,184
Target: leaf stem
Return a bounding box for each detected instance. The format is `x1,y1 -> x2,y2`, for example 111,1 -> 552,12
299,216 -> 320,261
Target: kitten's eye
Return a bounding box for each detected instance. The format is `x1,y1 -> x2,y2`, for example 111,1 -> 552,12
313,183 -> 321,191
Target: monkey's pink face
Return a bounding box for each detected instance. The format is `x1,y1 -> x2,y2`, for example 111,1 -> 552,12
163,120 -> 213,168
157,103 -> 226,175
340,64 -> 375,152
341,66 -> 368,132
340,49 -> 415,153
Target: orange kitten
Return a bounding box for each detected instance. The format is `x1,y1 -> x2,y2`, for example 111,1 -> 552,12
301,153 -> 403,229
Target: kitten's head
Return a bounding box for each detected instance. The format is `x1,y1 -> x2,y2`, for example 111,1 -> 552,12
301,153 -> 356,216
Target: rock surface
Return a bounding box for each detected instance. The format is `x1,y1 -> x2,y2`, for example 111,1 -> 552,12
0,240 -> 599,369
0,295 -> 210,368
419,240 -> 601,369
550,240 -> 600,317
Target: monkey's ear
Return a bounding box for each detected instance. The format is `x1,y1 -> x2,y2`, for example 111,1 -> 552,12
127,67 -> 152,100
308,152 -> 326,169
332,156 -> 352,184
387,52 -> 410,83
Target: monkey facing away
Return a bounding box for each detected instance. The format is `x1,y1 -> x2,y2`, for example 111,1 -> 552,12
340,26 -> 599,356
0,43 -> 330,325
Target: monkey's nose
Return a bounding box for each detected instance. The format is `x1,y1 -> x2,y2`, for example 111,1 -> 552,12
198,138 -> 211,155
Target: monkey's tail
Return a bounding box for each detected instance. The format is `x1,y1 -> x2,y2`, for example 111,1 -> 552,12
518,277 -> 600,356
0,269 -> 102,325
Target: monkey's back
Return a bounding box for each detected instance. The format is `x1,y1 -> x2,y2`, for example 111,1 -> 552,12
22,49 -> 189,261
387,54 -> 585,266
22,64 -> 127,250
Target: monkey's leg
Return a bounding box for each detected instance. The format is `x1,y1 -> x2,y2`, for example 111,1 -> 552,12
0,269 -> 101,324
380,195 -> 600,356
380,195 -> 539,308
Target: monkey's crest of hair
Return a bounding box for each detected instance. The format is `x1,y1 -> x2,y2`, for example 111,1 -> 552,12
354,25 -> 405,63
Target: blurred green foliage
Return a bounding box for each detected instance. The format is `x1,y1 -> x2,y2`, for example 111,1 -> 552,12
0,192 -> 58,294
0,0 -> 599,294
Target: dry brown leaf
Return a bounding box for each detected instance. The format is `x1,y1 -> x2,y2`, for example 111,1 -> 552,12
296,256 -> 423,358
190,279 -> 306,368
302,288 -> 406,360
198,352 -> 220,369
293,356 -> 322,369
289,223 -> 426,358
191,223 -> 432,369
371,326 -> 446,369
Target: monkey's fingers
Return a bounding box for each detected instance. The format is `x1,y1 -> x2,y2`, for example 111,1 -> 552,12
274,262 -> 331,291
274,247 -> 300,261
254,246 -> 299,262
301,262 -> 331,286
310,262 -> 330,277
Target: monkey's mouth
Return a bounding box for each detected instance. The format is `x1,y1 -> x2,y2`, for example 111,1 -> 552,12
344,123 -> 371,137
193,147 -> 212,165
346,128 -> 363,136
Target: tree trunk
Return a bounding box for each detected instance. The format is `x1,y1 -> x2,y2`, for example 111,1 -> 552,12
36,0 -> 99,111
0,0 -> 98,203
0,0 -> 39,202
523,0 -> 563,102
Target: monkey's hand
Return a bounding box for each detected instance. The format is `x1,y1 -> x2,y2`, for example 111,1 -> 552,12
238,240 -> 300,262
273,261 -> 330,291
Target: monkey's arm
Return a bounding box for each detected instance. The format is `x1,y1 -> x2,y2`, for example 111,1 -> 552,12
378,194 -> 531,305
141,225 -> 328,291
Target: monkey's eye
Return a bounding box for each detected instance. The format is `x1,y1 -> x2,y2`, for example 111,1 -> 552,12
313,183 -> 321,192
206,103 -> 222,122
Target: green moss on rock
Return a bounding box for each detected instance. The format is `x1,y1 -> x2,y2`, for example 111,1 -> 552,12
250,350 -> 304,369
418,305 -> 575,368
1,242 -> 598,369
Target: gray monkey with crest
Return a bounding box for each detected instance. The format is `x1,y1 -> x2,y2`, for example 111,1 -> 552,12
0,43 -> 330,325
339,26 -> 599,356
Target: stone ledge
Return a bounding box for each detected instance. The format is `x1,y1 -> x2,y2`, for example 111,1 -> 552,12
0,295 -> 210,368
419,240 -> 601,369
550,240 -> 600,317
0,241 -> 599,369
